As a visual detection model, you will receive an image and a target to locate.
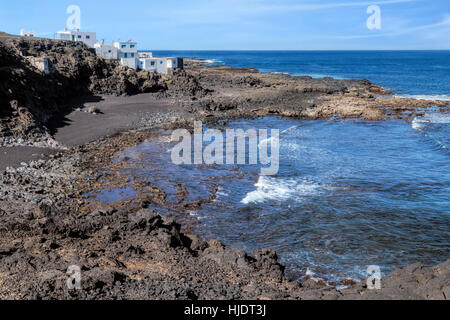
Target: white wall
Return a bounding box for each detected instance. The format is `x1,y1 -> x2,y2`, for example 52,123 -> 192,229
121,57 -> 139,69
114,42 -> 138,59
156,59 -> 168,74
139,57 -> 182,74
20,29 -> 35,37
95,44 -> 119,60
139,58 -> 157,72
57,31 -> 97,47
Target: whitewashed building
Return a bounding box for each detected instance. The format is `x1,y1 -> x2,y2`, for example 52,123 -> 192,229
56,29 -> 184,73
121,57 -> 140,69
139,56 -> 184,74
113,41 -> 139,69
57,28 -> 97,47
114,41 -> 138,59
94,41 -> 119,60
20,29 -> 35,37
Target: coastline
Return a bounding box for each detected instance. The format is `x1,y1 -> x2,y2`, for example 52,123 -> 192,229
1,109 -> 449,299
1,39 -> 449,299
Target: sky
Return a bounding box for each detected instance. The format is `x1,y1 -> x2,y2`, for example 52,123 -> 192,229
0,0 -> 449,50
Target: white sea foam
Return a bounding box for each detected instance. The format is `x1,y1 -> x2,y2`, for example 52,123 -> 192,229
305,268 -> 324,282
268,71 -> 290,75
258,125 -> 301,149
397,94 -> 450,101
412,112 -> 450,130
296,73 -> 345,80
281,125 -> 302,135
216,187 -> 229,197
412,113 -> 450,151
241,175 -> 322,204
411,118 -> 427,131
200,59 -> 224,65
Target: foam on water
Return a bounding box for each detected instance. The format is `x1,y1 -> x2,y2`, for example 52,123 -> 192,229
398,94 -> 450,101
298,73 -> 346,80
412,113 -> 450,151
258,124 -> 301,149
241,176 -> 322,204
412,113 -> 450,129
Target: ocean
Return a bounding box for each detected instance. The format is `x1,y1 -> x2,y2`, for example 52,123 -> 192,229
100,51 -> 449,282
150,50 -> 450,99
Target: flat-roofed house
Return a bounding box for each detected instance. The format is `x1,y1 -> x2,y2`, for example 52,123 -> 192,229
114,41 -> 139,69
57,28 -> 97,47
138,55 -> 184,74
114,41 -> 138,59
20,29 -> 35,37
94,41 -> 119,60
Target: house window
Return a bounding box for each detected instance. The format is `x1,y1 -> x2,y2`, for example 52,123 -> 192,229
124,53 -> 128,58
86,35 -> 90,39
151,62 -> 155,66
78,35 -> 82,39
108,50 -> 111,53
131,53 -> 135,57
130,45 -> 135,48
160,61 -> 163,64
122,45 -> 127,49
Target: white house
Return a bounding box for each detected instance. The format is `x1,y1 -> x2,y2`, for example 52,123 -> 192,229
94,41 -> 119,60
138,56 -> 184,74
113,41 -> 139,70
55,30 -> 184,73
57,28 -> 97,47
114,41 -> 138,59
20,29 -> 35,37
121,57 -> 140,69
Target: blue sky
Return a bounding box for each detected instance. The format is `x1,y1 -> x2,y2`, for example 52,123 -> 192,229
1,0 -> 449,50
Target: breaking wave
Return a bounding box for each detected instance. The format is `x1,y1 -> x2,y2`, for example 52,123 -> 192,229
412,113 -> 450,130
241,175 -> 323,204
412,113 -> 450,152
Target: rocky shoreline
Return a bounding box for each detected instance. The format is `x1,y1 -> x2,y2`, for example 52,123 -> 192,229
0,35 -> 449,300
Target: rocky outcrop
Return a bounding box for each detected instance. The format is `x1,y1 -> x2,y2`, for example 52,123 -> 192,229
0,196 -> 448,299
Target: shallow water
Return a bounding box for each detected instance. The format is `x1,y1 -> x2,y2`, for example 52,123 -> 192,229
100,115 -> 450,282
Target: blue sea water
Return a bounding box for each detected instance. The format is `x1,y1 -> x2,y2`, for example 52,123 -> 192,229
106,113 -> 450,283
98,51 -> 450,282
149,50 -> 450,98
